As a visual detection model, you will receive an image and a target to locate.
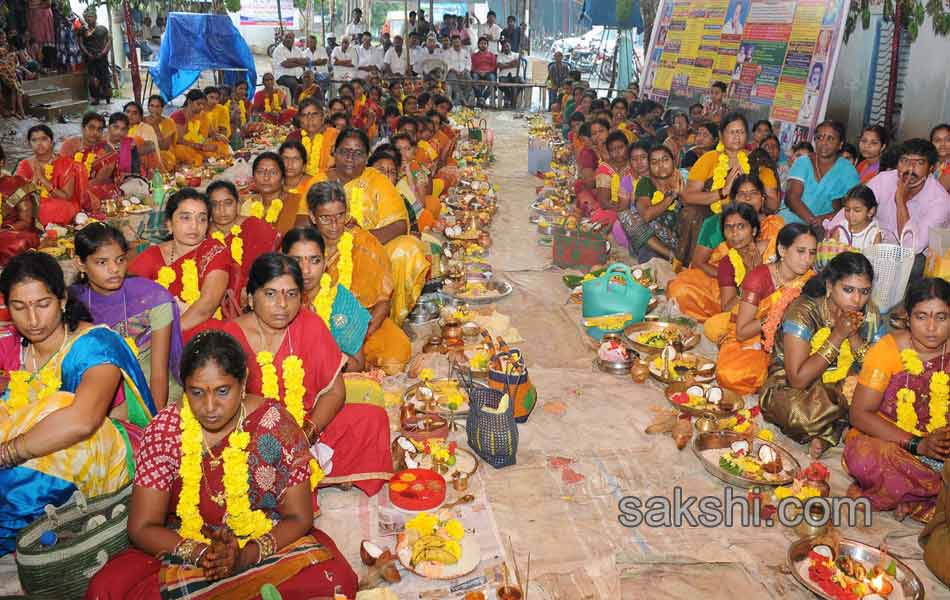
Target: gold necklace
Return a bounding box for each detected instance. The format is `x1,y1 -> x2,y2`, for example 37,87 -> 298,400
200,403 -> 246,498
27,325 -> 70,374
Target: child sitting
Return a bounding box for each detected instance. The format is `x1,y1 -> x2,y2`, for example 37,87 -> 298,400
833,184 -> 882,251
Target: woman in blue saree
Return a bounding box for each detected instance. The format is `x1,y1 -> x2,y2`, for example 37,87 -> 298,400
282,227 -> 371,372
0,252 -> 155,555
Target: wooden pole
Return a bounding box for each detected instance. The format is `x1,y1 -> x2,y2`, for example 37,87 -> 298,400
321,0 -> 327,43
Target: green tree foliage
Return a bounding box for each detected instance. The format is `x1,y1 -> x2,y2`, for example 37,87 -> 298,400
845,0 -> 950,42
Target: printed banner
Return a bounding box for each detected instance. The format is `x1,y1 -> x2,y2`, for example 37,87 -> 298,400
238,0 -> 297,27
642,0 -> 848,153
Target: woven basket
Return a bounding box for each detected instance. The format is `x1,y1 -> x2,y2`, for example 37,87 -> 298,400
459,367 -> 518,469
16,484 -> 133,599
863,229 -> 916,314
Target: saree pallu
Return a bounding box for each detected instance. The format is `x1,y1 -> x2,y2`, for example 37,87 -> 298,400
152,117 -> 178,173
0,184 -> 41,264
171,114 -> 231,167
668,243 -> 731,322
285,127 -> 338,175
760,295 -> 884,446
326,283 -> 371,358
220,216 -> 281,299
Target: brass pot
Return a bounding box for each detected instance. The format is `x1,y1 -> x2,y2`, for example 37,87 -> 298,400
441,319 -> 463,342
630,359 -> 650,383
423,336 -> 443,354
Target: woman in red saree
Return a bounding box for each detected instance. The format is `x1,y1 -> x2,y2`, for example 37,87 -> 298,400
207,180 -> 280,308
712,223 -> 818,396
844,278 -> 950,522
15,124 -> 84,225
124,100 -> 161,176
252,73 -> 296,125
575,119 -> 609,217
0,176 -> 41,264
85,330 -> 358,599
129,189 -> 231,337
214,253 -> 392,500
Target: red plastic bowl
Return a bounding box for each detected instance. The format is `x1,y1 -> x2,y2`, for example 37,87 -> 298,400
389,468 -> 446,511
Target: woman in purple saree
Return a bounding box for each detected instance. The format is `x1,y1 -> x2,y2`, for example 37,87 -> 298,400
844,278 -> 950,522
69,223 -> 183,410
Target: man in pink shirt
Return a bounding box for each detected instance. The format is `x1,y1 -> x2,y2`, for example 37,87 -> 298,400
470,36 -> 497,108
826,138 -> 950,273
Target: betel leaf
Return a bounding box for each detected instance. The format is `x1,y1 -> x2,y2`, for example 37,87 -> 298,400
886,560 -> 898,577
719,455 -> 742,476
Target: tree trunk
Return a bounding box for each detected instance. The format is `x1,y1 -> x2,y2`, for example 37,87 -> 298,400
640,0 -> 658,56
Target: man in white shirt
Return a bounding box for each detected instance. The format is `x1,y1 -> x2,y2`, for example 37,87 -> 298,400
271,31 -> 308,101
408,33 -> 426,76
478,11 -> 503,53
496,39 -> 522,108
356,32 -> 382,75
331,36 -> 360,81
444,34 -> 473,107
344,8 -> 364,40
303,34 -> 330,94
416,34 -> 444,79
383,35 -> 409,77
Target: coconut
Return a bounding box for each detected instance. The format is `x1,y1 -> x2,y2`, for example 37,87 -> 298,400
686,385 -> 705,397
730,440 -> 750,455
757,445 -> 778,464
811,544 -> 834,559
360,540 -> 384,565
632,268 -> 643,280
705,386 -> 724,405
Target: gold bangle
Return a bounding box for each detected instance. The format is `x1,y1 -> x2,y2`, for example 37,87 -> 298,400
853,343 -> 870,364
255,532 -> 276,562
816,340 -> 840,364
173,538 -> 199,564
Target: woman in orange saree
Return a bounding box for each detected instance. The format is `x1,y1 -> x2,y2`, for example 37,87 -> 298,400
325,128 -> 429,327
712,223 -> 818,396
124,101 -> 161,176
170,90 -> 231,168
143,94 -> 178,173
238,152 -> 303,236
129,189 -> 231,338
279,141 -> 319,221
306,181 -> 413,374
843,278 -> 950,522
668,175 -> 783,321
16,124 -> 84,225
392,133 -> 437,231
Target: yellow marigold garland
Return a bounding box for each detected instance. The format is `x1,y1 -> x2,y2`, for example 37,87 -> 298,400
809,327 -> 853,384
257,351 -> 280,400
336,231 -> 354,290
177,398 -> 273,547
180,259 -> 200,305
301,132 -> 325,176
709,148 -> 750,215
73,151 -> 96,173
39,163 -> 54,199
5,364 -> 61,412
419,140 -> 438,161
727,248 -> 746,287
157,266 -> 177,289
894,348 -> 950,435
184,120 -> 204,144
264,199 -> 283,225
248,200 -> 265,219
609,172 -> 620,204
212,224 -> 245,265
312,273 -> 337,327
651,189 -> 675,212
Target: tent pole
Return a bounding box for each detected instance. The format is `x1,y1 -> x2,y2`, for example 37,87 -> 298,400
321,0 -> 326,42
404,0 -> 411,73
305,0 -> 313,41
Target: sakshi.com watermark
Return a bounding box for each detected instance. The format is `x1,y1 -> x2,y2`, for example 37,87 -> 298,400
617,487 -> 872,529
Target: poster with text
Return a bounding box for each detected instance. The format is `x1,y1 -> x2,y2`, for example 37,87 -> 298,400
238,0 -> 297,27
641,0 -> 848,154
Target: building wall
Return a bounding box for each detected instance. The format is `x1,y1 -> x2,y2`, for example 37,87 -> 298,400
827,16 -> 950,140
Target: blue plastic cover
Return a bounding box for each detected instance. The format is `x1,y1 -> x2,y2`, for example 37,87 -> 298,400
150,13 -> 257,102
580,0 -> 644,31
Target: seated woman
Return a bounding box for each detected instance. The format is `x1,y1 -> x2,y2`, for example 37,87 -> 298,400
324,128 -> 429,327
216,254 -> 392,497
252,73 -> 296,125
279,141 -> 319,222
171,89 -> 231,168
0,252 -> 155,555
283,98 -> 338,176
574,120 -> 608,217
84,330 -> 358,599
85,112 -> 144,206
761,252 -> 885,458
129,189 -> 231,336
711,223 -> 817,395
70,223 -> 183,410
680,112 -> 780,265
617,144 -> 680,262
592,131 -> 631,227
0,175 -> 42,264
369,145 -> 419,234
392,133 -> 437,231
282,228 -> 371,372
843,278 -> 950,522
207,180 -> 280,306
681,121 -> 717,170
307,182 -> 413,374
668,175 -> 784,321
124,101 -> 160,176
239,152 -> 303,235
15,124 -> 83,225
143,94 -> 178,173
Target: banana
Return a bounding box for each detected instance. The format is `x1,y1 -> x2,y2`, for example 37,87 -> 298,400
410,535 -> 461,566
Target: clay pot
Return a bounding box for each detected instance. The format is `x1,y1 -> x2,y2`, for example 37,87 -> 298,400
630,359 -> 650,383
423,336 -> 444,354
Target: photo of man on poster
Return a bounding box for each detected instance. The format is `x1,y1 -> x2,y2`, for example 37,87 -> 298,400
807,62 -> 824,91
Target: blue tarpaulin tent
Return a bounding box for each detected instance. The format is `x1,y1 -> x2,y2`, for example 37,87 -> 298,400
150,13 -> 257,102
580,0 -> 644,31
